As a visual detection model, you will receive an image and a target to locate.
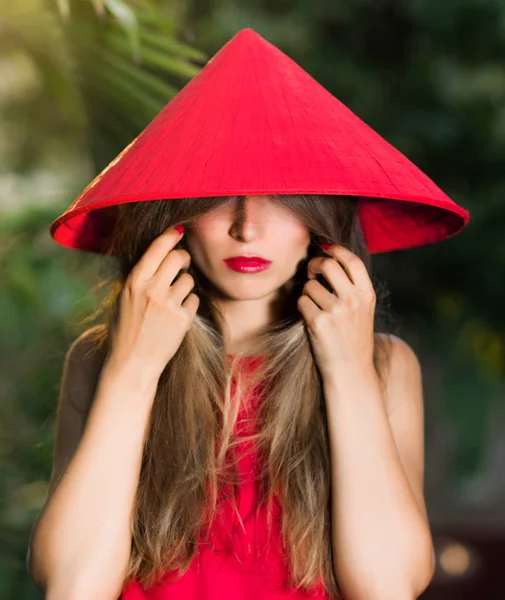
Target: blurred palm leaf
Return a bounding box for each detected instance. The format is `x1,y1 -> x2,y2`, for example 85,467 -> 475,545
0,0 -> 84,126
1,0 -> 208,170
57,0 -> 208,167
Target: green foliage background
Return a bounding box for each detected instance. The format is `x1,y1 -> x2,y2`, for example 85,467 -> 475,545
1,0 -> 504,597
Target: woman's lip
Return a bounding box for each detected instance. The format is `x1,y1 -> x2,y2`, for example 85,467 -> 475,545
224,258 -> 272,272
224,256 -> 271,263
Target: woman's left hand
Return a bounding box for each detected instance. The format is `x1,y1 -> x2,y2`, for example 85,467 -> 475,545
297,244 -> 377,381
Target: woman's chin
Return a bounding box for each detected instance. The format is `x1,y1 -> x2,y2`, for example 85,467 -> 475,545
216,280 -> 281,301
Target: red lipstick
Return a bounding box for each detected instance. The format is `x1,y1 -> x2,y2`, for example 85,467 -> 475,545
224,256 -> 272,273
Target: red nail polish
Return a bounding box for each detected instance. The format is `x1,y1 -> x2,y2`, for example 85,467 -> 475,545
321,243 -> 331,250
174,225 -> 184,235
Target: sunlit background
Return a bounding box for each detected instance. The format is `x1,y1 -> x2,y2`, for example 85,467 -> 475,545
1,1 -> 504,598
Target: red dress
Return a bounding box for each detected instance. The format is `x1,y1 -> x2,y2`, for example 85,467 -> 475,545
121,355 -> 329,599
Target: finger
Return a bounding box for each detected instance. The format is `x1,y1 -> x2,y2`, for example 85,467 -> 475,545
181,292 -> 200,319
308,257 -> 354,297
151,249 -> 191,294
323,245 -> 374,293
130,227 -> 183,282
302,278 -> 336,311
164,271 -> 195,305
297,293 -> 321,323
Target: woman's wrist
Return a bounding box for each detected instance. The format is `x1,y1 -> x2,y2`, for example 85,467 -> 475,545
102,352 -> 162,396
322,359 -> 378,391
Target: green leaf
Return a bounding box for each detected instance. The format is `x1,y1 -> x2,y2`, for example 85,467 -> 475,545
55,0 -> 71,20
97,47 -> 180,99
89,0 -> 106,17
137,29 -> 208,62
135,8 -> 179,31
106,29 -> 201,77
104,0 -> 141,61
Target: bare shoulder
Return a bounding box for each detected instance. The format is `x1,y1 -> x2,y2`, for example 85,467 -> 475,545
373,334 -> 429,526
373,333 -> 423,414
374,332 -> 421,376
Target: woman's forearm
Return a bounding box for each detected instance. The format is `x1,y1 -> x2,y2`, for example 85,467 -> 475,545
322,365 -> 434,600
29,359 -> 158,600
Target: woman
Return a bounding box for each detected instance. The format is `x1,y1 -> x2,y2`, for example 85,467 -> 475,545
28,28 -> 469,600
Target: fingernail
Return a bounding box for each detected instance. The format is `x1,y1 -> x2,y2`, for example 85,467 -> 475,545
174,225 -> 184,236
321,243 -> 331,250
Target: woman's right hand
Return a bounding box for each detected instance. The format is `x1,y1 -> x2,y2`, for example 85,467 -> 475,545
106,226 -> 200,382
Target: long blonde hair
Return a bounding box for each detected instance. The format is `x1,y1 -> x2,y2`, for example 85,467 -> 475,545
78,194 -> 397,599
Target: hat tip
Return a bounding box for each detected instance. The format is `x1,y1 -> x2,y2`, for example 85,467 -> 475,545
237,27 -> 258,38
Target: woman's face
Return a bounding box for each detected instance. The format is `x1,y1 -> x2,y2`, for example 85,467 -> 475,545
185,196 -> 311,301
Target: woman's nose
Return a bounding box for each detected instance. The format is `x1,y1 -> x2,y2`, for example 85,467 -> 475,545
229,197 -> 262,241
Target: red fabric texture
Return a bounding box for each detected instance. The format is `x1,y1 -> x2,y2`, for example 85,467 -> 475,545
49,28 -> 469,256
120,355 -> 329,599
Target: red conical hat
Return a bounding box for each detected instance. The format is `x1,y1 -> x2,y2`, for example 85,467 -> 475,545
50,27 -> 470,254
